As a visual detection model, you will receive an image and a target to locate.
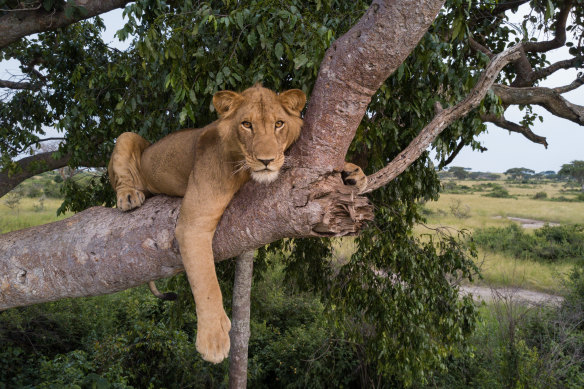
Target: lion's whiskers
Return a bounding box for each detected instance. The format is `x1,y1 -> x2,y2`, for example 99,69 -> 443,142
232,160 -> 249,175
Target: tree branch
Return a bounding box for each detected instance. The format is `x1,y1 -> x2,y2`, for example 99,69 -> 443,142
440,140 -> 466,168
492,83 -> 584,126
468,36 -> 494,58
553,75 -> 584,94
522,0 -> 572,53
363,44 -> 524,193
0,79 -> 39,90
491,0 -> 530,15
291,0 -> 446,172
0,151 -> 71,197
481,112 -> 548,147
0,177 -> 374,309
0,0 -> 132,49
532,57 -> 584,82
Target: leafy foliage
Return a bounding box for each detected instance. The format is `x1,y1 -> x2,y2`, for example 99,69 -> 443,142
473,224 -> 584,262
482,184 -> 514,198
0,260 -> 362,388
559,161 -> 584,188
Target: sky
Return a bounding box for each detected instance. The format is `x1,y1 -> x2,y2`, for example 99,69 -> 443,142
1,7 -> 582,173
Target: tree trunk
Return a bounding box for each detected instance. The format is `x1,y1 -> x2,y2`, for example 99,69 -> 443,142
0,0 -> 445,309
228,251 -> 255,389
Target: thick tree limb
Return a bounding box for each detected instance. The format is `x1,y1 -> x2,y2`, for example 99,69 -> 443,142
0,0 -> 132,49
291,0 -> 445,172
363,44 -> 524,193
0,177 -> 373,309
0,0 -> 442,309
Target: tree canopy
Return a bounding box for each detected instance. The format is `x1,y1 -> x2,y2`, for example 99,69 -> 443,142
1,0 -> 584,385
559,160 -> 584,189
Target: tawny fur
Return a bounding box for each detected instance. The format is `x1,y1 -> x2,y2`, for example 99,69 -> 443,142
108,85 -> 367,364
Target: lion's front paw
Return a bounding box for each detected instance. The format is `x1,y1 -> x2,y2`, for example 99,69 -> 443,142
116,187 -> 146,211
196,310 -> 231,364
342,162 -> 368,193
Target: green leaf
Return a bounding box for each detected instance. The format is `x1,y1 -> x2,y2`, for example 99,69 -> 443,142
293,54 -> 308,69
179,108 -> 187,124
189,90 -> 197,104
275,43 -> 284,59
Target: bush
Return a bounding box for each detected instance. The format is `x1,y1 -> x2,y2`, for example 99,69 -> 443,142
482,184 -> 513,198
442,182 -> 473,194
449,199 -> 471,219
473,224 -> 584,262
532,191 -> 547,199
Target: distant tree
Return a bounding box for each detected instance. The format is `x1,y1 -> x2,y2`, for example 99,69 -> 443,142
536,170 -> 558,180
559,161 -> 584,191
3,187 -> 23,213
505,167 -> 535,181
449,166 -> 470,180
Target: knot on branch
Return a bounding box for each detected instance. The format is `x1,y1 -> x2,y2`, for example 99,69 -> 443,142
310,175 -> 374,236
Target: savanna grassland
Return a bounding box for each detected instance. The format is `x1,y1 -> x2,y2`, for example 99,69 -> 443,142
419,178 -> 584,294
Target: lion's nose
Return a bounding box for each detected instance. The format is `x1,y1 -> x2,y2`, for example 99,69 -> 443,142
258,158 -> 273,167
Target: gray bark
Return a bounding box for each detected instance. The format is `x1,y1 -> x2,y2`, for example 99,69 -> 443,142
0,0 -> 132,49
228,251 -> 254,389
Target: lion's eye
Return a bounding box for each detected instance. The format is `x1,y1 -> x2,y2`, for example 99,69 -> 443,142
275,120 -> 284,129
241,121 -> 252,130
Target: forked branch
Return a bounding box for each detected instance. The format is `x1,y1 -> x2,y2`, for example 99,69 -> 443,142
363,44 -> 524,193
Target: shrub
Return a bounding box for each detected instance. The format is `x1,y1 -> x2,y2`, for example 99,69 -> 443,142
473,224 -> 584,262
442,182 -> 473,194
449,199 -> 471,219
482,184 -> 513,198
532,191 -> 547,199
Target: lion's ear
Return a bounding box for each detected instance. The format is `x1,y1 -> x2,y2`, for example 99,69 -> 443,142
279,89 -> 306,114
213,90 -> 243,116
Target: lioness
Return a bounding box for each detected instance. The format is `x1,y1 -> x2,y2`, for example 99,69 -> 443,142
108,84 -> 366,363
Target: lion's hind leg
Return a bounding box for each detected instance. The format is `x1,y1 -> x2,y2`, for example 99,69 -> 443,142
108,132 -> 151,211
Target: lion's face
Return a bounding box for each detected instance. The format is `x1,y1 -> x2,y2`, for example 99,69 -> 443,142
213,85 -> 306,183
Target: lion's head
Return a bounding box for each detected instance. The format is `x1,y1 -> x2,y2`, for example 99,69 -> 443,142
213,85 -> 306,183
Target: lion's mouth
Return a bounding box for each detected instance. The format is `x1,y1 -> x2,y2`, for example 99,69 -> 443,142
251,169 -> 279,183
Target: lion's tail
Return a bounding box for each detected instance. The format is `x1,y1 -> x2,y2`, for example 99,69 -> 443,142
148,281 -> 178,301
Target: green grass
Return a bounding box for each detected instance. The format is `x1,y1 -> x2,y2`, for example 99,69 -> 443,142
420,179 -> 584,294
0,197 -> 70,233
473,251 -> 574,294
